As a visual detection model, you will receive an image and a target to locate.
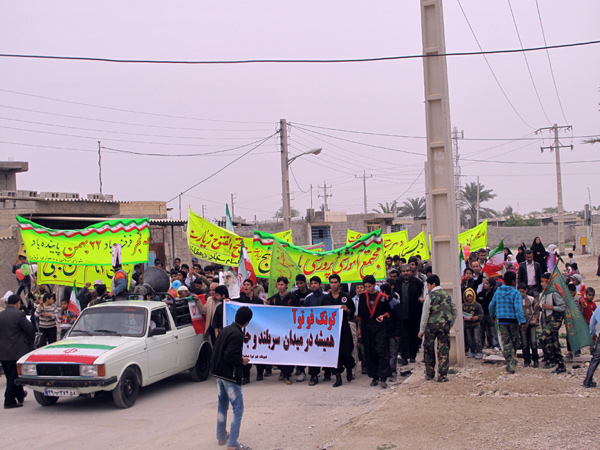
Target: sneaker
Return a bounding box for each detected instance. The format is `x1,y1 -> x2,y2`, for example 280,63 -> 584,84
323,373 -> 331,382
438,376 -> 449,382
294,368 -> 303,376
409,358 -> 416,364
583,381 -> 597,388
425,374 -> 435,381
256,374 -> 263,381
533,360 -> 540,368
241,377 -> 250,385
296,372 -> 306,382
369,379 -> 379,387
523,361 -> 531,368
466,352 -> 474,358
389,375 -> 397,383
543,361 -> 556,369
506,366 -> 516,374
554,365 -> 567,374
380,380 -> 388,389
493,347 -> 500,352
284,377 -> 292,385
475,353 -> 483,360
264,369 -> 273,377
399,358 -> 409,366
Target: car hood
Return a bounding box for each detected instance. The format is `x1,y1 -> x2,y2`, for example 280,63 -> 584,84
19,336 -> 141,365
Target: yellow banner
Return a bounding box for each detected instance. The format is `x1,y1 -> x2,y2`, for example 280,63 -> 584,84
346,229 -> 409,257
398,231 -> 430,260
17,216 -> 149,266
254,230 -> 385,283
37,263 -> 134,288
187,210 -> 244,266
458,220 -> 488,253
273,230 -> 293,244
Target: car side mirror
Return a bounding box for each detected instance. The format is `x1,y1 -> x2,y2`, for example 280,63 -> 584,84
149,326 -> 166,337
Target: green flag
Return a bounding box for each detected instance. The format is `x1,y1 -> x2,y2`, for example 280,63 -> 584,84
267,239 -> 301,299
542,266 -> 593,353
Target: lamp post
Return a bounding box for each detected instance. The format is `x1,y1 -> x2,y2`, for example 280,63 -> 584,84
280,118 -> 322,230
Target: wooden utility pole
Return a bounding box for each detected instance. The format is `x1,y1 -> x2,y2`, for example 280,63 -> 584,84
537,124 -> 572,254
420,0 -> 464,365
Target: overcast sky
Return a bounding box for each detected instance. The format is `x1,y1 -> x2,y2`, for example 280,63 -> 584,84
1,1 -> 598,222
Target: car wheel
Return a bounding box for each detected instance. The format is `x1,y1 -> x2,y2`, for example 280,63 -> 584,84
190,345 -> 211,382
112,366 -> 140,408
34,391 -> 59,406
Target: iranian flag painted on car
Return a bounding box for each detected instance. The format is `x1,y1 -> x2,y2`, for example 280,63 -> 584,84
482,240 -> 506,278
25,343 -> 115,364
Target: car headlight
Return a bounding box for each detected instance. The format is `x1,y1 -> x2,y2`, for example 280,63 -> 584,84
80,364 -> 106,377
20,364 -> 37,376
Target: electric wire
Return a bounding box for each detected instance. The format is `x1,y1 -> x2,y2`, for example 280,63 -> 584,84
456,0 -> 536,129
534,0 -> 569,124
507,0 -> 552,124
393,169 -> 425,202
0,40 -> 597,64
166,132 -> 277,203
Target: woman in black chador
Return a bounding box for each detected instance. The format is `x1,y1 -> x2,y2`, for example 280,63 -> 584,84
530,237 -> 548,273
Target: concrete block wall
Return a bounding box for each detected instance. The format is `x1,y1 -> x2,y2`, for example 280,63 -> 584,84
119,201 -> 168,219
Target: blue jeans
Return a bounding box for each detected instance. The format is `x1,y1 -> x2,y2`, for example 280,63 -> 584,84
216,378 -> 244,448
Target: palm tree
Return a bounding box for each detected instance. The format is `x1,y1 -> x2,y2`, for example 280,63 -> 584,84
460,181 -> 497,228
372,201 -> 398,214
398,196 -> 426,218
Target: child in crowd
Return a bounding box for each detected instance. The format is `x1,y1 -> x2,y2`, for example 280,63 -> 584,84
462,288 -> 484,359
518,283 -> 540,367
58,299 -> 77,339
580,288 -> 597,326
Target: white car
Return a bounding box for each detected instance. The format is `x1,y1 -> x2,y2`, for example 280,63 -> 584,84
16,300 -> 212,408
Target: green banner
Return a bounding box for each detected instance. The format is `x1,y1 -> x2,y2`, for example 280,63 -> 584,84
254,229 -> 385,283
267,240 -> 302,298
543,266 -> 594,353
17,216 -> 149,266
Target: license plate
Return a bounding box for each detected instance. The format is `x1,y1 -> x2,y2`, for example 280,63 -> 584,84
44,388 -> 78,397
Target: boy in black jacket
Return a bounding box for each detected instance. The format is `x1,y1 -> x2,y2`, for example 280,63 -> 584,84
211,306 -> 253,450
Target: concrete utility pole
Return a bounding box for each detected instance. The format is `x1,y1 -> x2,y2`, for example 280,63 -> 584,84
201,204 -> 207,218
280,119 -> 293,231
537,124 -> 573,255
230,193 -> 236,219
476,176 -> 480,226
451,127 -> 464,228
178,193 -> 182,220
420,0 -> 464,365
318,181 -> 332,211
97,141 -> 103,195
310,184 -> 313,209
356,171 -> 373,214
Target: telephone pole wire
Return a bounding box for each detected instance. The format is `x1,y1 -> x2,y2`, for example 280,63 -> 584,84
356,170 -> 373,214
318,180 -> 332,211
537,123 -> 573,254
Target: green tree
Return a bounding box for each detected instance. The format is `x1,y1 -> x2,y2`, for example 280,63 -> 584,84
502,205 -> 514,217
542,206 -> 558,214
460,181 -> 497,228
372,201 -> 398,214
273,206 -> 300,219
503,214 -> 540,227
398,196 -> 426,219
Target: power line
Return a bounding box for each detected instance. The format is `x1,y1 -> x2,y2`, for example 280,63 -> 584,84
0,104 -> 271,132
461,158 -> 599,165
456,0 -> 536,129
534,0 -> 569,124
0,40 -> 597,64
507,0 -> 552,124
393,169 -> 425,202
0,88 -> 273,125
166,132 -> 277,203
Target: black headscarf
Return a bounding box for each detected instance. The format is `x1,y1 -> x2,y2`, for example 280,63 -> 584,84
530,237 -> 548,272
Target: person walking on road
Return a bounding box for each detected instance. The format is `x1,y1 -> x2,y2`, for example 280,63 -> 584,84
211,305 -> 254,450
0,294 -> 35,409
418,275 -> 458,382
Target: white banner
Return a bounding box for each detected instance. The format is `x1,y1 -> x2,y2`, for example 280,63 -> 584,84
224,301 -> 342,367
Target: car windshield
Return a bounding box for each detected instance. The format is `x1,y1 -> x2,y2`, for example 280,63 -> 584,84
70,306 -> 148,337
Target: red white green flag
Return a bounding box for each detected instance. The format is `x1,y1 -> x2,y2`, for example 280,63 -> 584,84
482,240 -> 505,277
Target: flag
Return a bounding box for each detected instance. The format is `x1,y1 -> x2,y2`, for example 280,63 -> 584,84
225,204 -> 234,232
238,240 -> 257,286
542,266 -> 593,353
69,284 -> 81,316
482,240 -> 505,277
187,294 -> 207,335
459,250 -> 466,279
267,239 -> 302,298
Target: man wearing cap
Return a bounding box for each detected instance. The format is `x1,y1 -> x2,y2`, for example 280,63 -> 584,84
77,282 -> 93,310
0,294 -> 35,409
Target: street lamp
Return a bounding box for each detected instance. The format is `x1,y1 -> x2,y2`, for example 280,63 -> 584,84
280,119 -> 322,230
